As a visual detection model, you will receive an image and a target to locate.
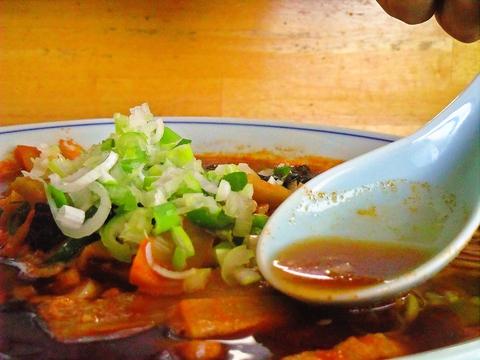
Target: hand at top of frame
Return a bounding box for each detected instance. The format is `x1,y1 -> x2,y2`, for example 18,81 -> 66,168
377,0 -> 479,43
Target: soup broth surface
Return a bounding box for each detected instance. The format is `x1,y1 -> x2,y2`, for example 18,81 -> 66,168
272,237 -> 432,289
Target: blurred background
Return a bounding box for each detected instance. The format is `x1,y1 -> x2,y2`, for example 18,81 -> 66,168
0,0 -> 478,135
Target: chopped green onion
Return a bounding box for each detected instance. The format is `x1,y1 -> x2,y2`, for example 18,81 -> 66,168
143,176 -> 159,190
100,208 -> 152,262
115,132 -> 147,171
48,184 -> 70,208
48,159 -> 68,177
166,144 -> 194,167
183,268 -> 211,293
114,113 -> 130,133
233,213 -> 253,237
174,173 -> 202,196
172,246 -> 188,270
220,245 -> 256,286
175,138 -> 192,147
147,164 -> 163,176
160,127 -> 182,145
222,172 -> 247,191
274,165 -> 292,179
104,183 -> 138,212
214,241 -> 234,266
171,225 -> 195,257
251,214 -> 269,234
99,213 -> 134,262
101,138 -> 115,151
214,229 -> 234,242
234,267 -> 262,286
187,208 -> 234,230
153,202 -> 181,234
120,208 -> 153,244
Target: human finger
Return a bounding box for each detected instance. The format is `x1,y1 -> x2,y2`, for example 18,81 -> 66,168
436,0 -> 480,43
377,0 -> 436,24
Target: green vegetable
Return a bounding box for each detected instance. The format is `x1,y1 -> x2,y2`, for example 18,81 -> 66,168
214,241 -> 234,266
175,138 -> 192,147
7,202 -> 31,235
104,183 -> 138,212
274,165 -> 292,179
160,127 -> 182,145
114,113 -> 130,133
101,138 -> 115,151
251,214 -> 269,235
171,225 -> 195,257
115,132 -> 147,172
99,213 -> 134,262
222,172 -> 247,191
187,208 -> 234,230
46,235 -> 98,263
166,144 -> 194,167
121,208 -> 153,244
153,202 -> 181,235
220,245 -> 256,286
172,246 -> 188,270
147,164 -> 163,176
143,176 -> 158,190
174,173 -> 202,196
48,185 -> 70,208
234,267 -> 262,286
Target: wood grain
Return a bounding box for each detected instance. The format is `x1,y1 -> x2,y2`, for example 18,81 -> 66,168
0,0 -> 478,136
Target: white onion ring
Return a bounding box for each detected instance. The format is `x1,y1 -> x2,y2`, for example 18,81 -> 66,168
144,241 -> 196,279
46,181 -> 111,239
50,151 -> 118,193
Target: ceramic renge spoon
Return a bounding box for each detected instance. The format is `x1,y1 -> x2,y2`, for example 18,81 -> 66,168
257,75 -> 480,305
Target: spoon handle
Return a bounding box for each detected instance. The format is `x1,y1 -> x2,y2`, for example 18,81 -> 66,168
417,75 -> 479,139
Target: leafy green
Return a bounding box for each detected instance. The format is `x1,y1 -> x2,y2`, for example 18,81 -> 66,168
274,165 -> 292,179
222,172 -> 247,191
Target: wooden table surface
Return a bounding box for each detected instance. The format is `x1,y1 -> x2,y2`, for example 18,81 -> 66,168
0,0 -> 478,136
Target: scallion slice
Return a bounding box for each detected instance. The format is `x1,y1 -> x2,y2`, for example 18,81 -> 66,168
153,202 -> 181,235
222,171 -> 248,191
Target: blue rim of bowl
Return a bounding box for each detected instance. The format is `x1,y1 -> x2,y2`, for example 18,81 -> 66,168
0,117 -> 398,143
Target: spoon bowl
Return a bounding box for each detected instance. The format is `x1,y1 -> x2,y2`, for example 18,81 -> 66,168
257,75 -> 480,305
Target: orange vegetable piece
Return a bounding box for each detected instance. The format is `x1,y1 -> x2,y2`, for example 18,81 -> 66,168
129,239 -> 184,296
8,177 -> 46,204
0,158 -> 21,182
167,295 -> 290,339
59,139 -> 84,160
13,145 -> 41,171
247,172 -> 291,210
